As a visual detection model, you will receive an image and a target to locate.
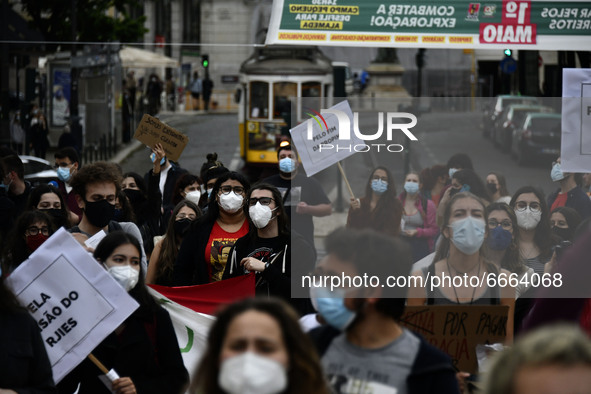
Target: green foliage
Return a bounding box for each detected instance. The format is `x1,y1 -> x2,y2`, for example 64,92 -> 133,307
20,0 -> 147,46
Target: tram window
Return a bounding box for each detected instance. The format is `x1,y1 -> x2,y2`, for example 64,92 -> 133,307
302,82 -> 322,113
273,82 -> 297,119
250,81 -> 269,118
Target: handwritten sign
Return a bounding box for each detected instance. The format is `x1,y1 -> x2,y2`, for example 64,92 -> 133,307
133,114 -> 189,162
400,305 -> 508,374
5,228 -> 139,382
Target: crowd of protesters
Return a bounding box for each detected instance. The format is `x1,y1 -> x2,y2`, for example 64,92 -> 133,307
2,137 -> 591,394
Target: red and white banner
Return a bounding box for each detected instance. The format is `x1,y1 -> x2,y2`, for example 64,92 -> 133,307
148,274 -> 256,383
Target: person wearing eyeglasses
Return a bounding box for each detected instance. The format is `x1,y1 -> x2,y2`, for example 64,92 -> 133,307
2,211 -> 54,273
548,157 -> 591,220
173,172 -> 251,285
509,186 -> 558,275
221,184 -> 316,314
146,200 -> 201,286
484,203 -> 532,298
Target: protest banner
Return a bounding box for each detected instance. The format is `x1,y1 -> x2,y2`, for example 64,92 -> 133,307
134,114 -> 189,162
289,100 -> 363,178
400,305 -> 508,374
5,228 -> 139,383
561,68 -> 591,172
267,1 -> 591,50
148,274 -> 255,383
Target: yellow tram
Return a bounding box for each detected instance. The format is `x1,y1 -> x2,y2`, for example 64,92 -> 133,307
237,46 -> 334,169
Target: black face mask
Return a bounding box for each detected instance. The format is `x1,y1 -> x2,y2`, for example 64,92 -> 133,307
40,208 -> 67,228
552,226 -> 573,242
486,183 -> 498,194
123,188 -> 145,204
173,218 -> 192,237
84,199 -> 116,228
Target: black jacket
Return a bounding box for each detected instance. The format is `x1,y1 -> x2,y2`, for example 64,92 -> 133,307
0,310 -> 56,393
172,217 -> 217,286
144,162 -> 187,214
310,325 -> 459,394
222,233 -> 291,298
547,185 -> 591,219
57,306 -> 188,394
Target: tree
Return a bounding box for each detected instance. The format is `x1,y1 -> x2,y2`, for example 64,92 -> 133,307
21,0 -> 147,48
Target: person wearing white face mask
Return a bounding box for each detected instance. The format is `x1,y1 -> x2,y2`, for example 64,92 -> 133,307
547,157 -> 591,220
399,171 -> 439,261
222,184 -> 316,316
191,297 -> 329,394
58,231 -> 188,394
173,172 -> 251,285
509,186 -> 558,275
263,141 -> 332,251
409,192 -> 515,341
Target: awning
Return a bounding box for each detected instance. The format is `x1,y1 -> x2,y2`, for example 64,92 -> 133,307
119,46 -> 178,68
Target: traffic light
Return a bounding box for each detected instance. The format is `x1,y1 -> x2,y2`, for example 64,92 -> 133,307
201,54 -> 209,68
504,49 -> 512,57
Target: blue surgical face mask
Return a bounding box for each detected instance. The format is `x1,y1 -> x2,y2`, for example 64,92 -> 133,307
310,287 -> 356,331
371,179 -> 388,194
486,226 -> 513,251
207,188 -> 213,199
404,181 -> 419,195
449,168 -> 459,178
57,166 -> 71,182
150,153 -> 166,166
449,216 -> 485,255
551,163 -> 565,182
279,157 -> 296,173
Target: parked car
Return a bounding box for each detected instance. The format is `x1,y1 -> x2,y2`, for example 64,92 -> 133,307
511,113 -> 561,166
482,95 -> 539,138
20,155 -> 58,186
492,104 -> 554,151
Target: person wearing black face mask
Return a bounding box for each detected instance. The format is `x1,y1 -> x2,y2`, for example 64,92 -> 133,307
68,161 -> 148,275
122,148 -> 163,257
27,184 -> 72,229
146,201 -> 201,286
549,207 -> 581,243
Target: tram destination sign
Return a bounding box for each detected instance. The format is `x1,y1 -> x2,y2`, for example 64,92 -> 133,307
267,1 -> 591,50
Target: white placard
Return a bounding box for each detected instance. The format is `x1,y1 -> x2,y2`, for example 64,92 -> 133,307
289,100 -> 364,177
5,228 -> 139,383
561,68 -> 591,172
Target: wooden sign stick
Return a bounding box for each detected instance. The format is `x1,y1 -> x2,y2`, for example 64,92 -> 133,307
88,353 -> 109,374
337,162 -> 355,200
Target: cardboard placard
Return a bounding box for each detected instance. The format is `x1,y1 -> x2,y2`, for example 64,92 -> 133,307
400,305 -> 508,374
133,114 -> 189,162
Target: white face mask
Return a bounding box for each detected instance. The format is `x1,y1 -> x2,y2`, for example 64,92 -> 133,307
515,208 -> 542,230
185,190 -> 201,205
219,192 -> 244,213
219,352 -> 287,394
249,202 -> 276,229
107,265 -> 139,291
